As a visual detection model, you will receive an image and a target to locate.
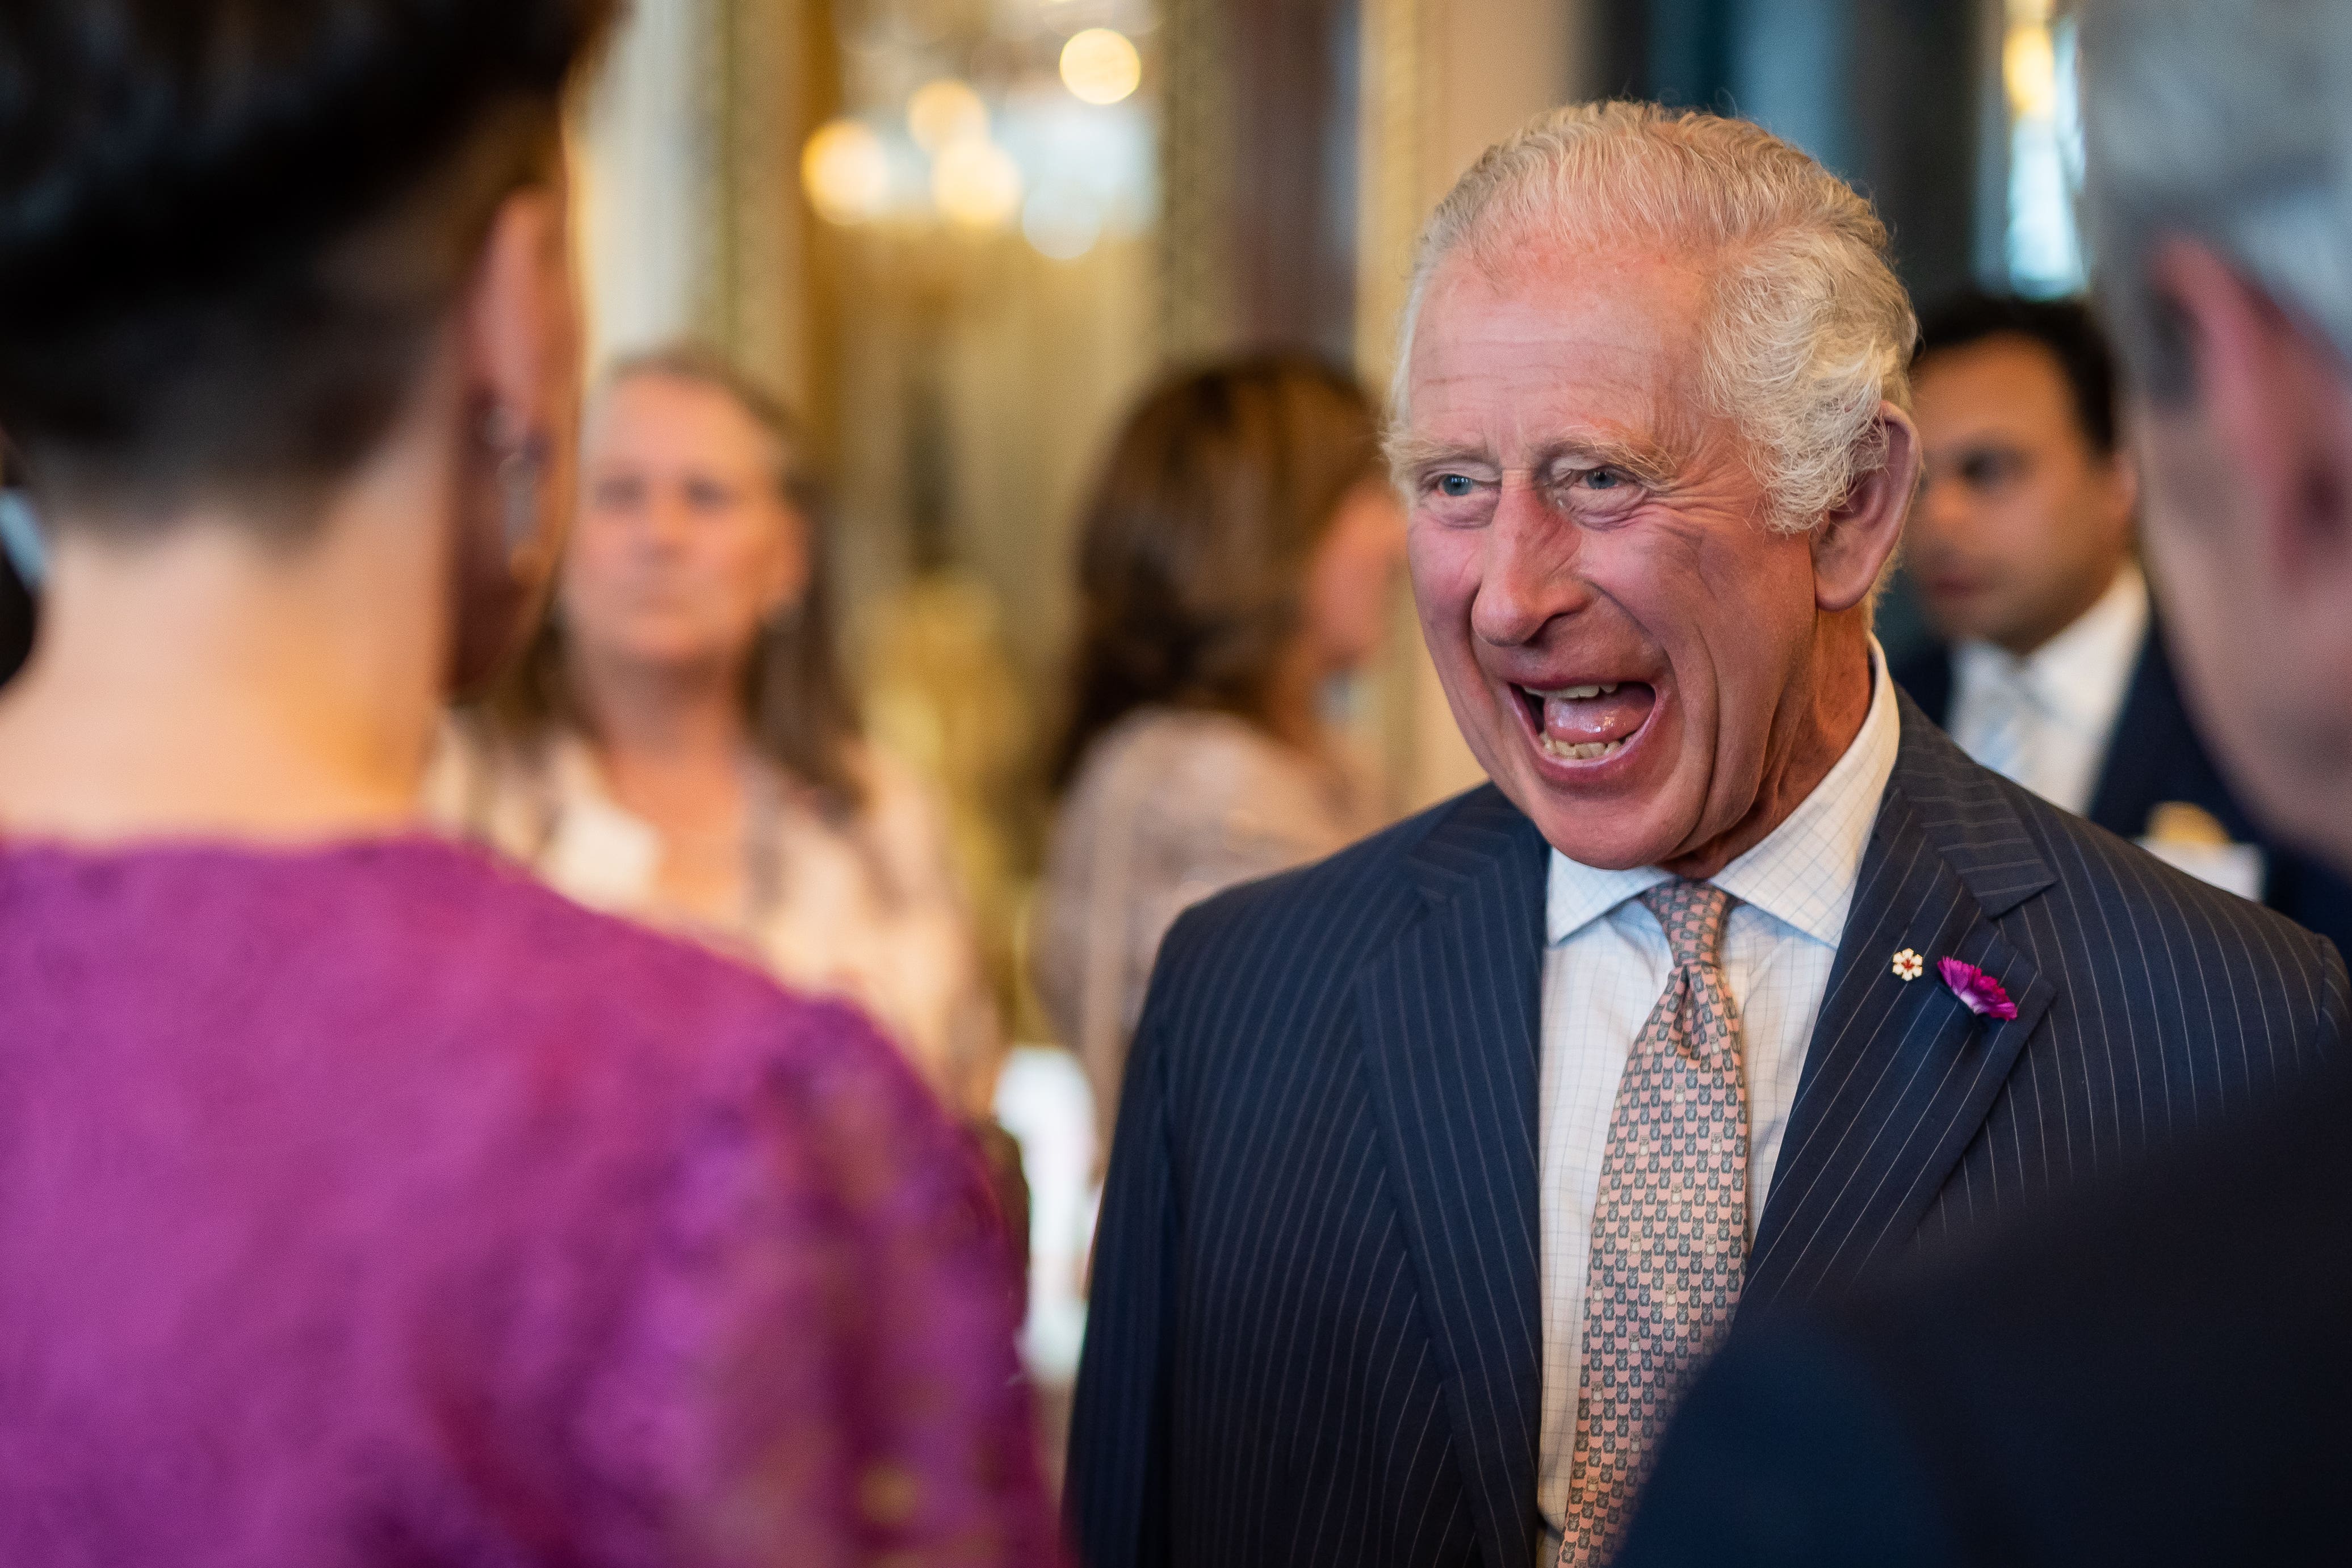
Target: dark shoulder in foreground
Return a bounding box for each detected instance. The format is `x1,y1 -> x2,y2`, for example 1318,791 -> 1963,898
1620,1049 -> 2352,1568
1993,745 -> 2344,972
1892,690 -> 2345,990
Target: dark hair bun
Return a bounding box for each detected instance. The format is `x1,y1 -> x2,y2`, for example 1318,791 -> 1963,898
0,0 -> 614,521
0,0 -> 613,325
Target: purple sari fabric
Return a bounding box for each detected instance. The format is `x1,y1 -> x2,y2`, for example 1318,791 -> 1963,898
0,836 -> 1058,1566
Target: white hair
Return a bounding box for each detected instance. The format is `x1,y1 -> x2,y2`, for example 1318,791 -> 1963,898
1391,101 -> 1917,534
2080,0 -> 2352,400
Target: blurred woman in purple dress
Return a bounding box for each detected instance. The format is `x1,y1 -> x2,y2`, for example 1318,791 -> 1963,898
0,2 -> 1054,1563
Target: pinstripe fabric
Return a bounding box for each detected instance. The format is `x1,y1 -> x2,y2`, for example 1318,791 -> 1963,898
1066,690 -> 2349,1568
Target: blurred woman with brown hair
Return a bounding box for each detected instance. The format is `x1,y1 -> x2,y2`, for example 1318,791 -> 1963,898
432,345 -> 1002,1117
1033,355 -> 1405,1152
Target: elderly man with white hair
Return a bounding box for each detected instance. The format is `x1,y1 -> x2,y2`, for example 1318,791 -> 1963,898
1066,102 -> 2348,1568
1612,5 -> 2352,1565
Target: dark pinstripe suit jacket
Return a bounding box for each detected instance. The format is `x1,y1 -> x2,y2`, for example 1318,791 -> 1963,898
1067,693 -> 2348,1568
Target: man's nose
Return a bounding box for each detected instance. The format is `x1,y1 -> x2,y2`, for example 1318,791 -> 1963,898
1470,483 -> 1593,647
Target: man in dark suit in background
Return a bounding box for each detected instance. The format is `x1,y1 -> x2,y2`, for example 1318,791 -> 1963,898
1896,292 -> 2352,956
1619,2 -> 2352,1562
1067,101 -> 2347,1568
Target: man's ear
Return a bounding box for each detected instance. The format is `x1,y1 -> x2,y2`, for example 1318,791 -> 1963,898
2148,238 -> 2352,592
1813,401 -> 1921,614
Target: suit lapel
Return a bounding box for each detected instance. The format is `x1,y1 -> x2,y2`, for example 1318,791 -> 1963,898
2083,623 -> 2174,840
1348,714 -> 2062,1545
1356,786 -> 1548,1568
2085,616 -> 2259,845
1747,697 -> 2058,1310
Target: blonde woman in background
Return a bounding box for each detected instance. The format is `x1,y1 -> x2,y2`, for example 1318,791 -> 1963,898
1033,355 -> 1406,1156
431,345 -> 1003,1120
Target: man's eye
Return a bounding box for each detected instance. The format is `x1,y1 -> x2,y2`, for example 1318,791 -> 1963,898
1959,450 -> 2024,489
1436,473 -> 1475,498
1553,466 -> 1637,500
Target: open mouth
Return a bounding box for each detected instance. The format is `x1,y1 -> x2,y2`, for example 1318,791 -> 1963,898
1514,681 -> 1658,765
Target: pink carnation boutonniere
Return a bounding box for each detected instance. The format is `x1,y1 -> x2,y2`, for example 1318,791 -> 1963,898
1938,957 -> 2019,1021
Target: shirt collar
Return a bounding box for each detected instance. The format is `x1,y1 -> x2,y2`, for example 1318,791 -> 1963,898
1545,638 -> 1902,949
1953,561 -> 2148,731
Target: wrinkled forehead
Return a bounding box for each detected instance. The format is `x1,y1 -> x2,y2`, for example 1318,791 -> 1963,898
1403,242 -> 1720,460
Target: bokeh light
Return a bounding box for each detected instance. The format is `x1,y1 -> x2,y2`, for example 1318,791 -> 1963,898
908,78 -> 988,153
1022,185 -> 1103,260
933,139 -> 1024,229
1059,28 -> 1141,106
800,119 -> 891,225
2003,23 -> 2057,121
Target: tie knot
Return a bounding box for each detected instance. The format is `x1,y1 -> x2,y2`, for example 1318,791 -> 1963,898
1639,879 -> 1731,970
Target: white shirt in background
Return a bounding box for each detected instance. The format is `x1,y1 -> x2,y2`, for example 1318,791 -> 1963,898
1534,645 -> 1903,1561
424,723 -> 1001,1114
1949,563 -> 2149,816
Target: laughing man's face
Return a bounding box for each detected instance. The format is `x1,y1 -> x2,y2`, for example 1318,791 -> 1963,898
1398,244 -> 1827,870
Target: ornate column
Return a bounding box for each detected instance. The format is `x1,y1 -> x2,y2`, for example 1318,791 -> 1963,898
1354,0 -> 1599,814
573,0 -> 811,401
1155,0 -> 1240,363
698,0 -> 814,405
1353,0 -> 1434,391
1156,0 -> 1360,366
575,0 -> 711,366
1353,0 -> 1437,815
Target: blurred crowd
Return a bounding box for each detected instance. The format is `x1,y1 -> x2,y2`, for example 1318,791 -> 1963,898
3,0 -> 2351,1564
7,230 -> 2342,1169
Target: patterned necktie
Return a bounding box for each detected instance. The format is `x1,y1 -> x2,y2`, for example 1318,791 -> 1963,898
1558,879 -> 1746,1567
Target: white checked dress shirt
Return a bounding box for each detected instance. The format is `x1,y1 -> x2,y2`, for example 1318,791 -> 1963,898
1535,646 -> 1902,1562
1949,563 -> 2148,816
